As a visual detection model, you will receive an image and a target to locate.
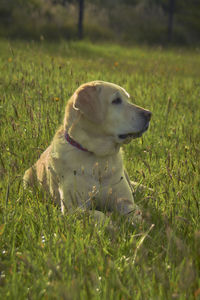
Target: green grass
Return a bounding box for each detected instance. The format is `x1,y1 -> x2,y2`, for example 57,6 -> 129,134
0,39 -> 200,299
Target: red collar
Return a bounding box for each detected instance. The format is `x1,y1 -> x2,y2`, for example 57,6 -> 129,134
65,132 -> 90,153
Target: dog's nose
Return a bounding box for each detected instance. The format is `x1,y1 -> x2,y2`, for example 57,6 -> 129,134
143,110 -> 152,122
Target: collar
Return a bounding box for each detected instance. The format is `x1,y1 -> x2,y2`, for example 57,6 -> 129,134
65,132 -> 90,153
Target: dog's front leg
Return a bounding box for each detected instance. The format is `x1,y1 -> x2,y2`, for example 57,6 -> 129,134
108,177 -> 143,223
58,186 -> 113,228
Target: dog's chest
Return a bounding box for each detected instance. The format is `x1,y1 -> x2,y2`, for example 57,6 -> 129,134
52,147 -> 124,187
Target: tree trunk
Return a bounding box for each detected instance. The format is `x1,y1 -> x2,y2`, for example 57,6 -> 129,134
168,0 -> 175,42
78,0 -> 84,39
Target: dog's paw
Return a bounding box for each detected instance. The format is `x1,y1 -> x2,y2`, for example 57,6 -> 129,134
126,207 -> 143,225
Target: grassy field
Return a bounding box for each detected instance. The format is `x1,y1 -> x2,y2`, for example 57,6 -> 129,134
0,39 -> 200,299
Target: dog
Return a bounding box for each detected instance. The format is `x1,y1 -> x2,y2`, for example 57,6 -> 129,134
23,81 -> 151,223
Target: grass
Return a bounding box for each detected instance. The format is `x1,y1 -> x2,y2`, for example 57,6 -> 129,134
0,38 -> 200,299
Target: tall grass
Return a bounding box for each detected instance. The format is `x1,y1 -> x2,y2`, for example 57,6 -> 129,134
0,39 -> 200,299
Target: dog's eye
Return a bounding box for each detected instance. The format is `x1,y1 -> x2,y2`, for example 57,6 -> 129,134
112,97 -> 122,104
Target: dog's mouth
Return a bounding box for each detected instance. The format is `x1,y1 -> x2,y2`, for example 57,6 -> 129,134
118,123 -> 149,140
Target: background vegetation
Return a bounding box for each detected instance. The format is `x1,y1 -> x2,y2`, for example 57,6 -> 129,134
0,39 -> 200,299
0,0 -> 200,45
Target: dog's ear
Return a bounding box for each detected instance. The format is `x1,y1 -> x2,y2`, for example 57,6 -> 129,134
73,84 -> 104,123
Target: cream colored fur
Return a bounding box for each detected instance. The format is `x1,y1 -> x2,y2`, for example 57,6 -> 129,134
23,81 -> 151,222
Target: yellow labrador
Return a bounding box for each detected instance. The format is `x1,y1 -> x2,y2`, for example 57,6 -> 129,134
24,81 -> 151,222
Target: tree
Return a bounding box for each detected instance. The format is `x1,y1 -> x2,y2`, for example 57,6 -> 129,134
78,0 -> 84,39
168,0 -> 175,42
51,0 -> 84,39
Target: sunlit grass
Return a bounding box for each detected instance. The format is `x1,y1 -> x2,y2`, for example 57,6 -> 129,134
0,39 -> 200,299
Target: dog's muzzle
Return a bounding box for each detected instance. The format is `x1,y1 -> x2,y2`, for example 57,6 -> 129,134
118,121 -> 150,140
118,110 -> 151,140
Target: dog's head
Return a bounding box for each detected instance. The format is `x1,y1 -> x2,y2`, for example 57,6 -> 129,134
72,81 -> 151,145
